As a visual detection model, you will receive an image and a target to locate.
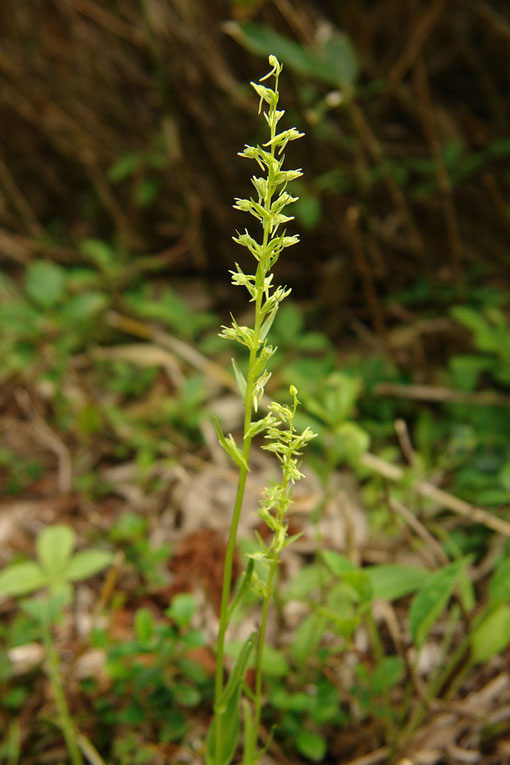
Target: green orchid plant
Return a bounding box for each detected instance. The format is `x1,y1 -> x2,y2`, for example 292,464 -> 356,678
207,55 -> 316,765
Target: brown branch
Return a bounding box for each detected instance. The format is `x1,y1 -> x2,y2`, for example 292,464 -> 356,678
389,0 -> 450,87
348,101 -> 425,257
0,154 -> 45,238
105,310 -> 236,391
346,206 -> 392,354
412,59 -> 463,279
375,382 -> 510,406
361,452 -> 510,537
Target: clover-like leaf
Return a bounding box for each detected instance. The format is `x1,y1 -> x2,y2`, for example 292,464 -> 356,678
66,549 -> 113,582
21,590 -> 71,625
0,561 -> 47,597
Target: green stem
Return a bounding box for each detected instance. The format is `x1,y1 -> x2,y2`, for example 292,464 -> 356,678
214,292 -> 266,761
42,623 -> 83,765
365,610 -> 397,747
6,719 -> 21,765
251,559 -> 278,753
250,447 -> 291,758
397,633 -> 470,750
443,656 -> 474,702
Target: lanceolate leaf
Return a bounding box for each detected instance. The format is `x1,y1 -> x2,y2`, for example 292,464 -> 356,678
259,308 -> 278,341
214,417 -> 249,471
215,632 -> 256,712
231,358 -> 247,398
409,559 -> 468,648
206,687 -> 241,765
241,699 -> 256,765
227,559 -> 255,621
364,564 -> 428,602
207,633 -> 255,765
321,550 -> 356,577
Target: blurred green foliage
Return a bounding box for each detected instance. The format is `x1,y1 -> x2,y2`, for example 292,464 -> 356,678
1,1 -> 510,761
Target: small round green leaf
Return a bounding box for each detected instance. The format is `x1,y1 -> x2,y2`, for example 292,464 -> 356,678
25,261 -> 66,308
173,683 -> 201,707
296,730 -> 327,761
166,593 -> 196,629
471,605 -> 510,664
293,194 -> 321,230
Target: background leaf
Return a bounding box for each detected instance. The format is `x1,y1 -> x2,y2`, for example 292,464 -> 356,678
488,557 -> 510,602
25,261 -> 65,308
295,730 -> 327,761
409,559 -> 467,648
36,525 -> 75,577
167,593 -> 196,629
230,22 -> 359,90
0,562 -> 46,597
66,549 -> 113,582
470,605 -> 510,663
364,564 -> 428,601
134,607 -> 154,643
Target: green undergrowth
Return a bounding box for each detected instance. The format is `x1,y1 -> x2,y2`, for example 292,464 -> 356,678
1,241 -> 510,761
1,49 -> 510,765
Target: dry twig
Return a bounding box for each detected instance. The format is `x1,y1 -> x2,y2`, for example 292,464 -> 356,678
362,452 -> 510,537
